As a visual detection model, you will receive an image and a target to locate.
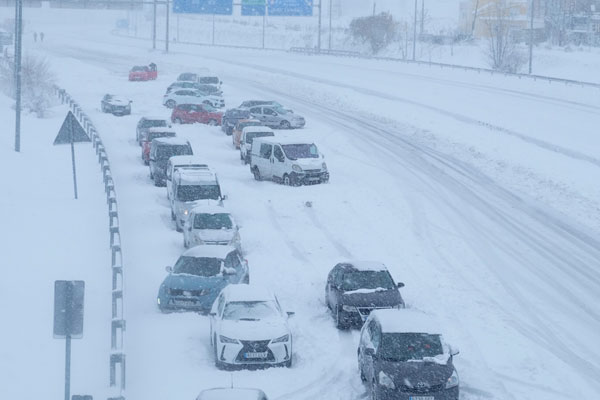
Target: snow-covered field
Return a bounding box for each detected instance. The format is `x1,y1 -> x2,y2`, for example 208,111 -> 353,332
2,6 -> 600,400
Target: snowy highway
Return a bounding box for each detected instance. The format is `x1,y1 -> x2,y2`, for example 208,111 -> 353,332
6,8 -> 600,400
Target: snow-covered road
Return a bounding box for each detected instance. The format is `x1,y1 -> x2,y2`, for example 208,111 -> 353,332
7,8 -> 600,400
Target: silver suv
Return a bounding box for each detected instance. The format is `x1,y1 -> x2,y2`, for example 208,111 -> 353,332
247,105 -> 305,129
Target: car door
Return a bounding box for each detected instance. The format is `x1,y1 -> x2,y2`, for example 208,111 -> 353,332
249,107 -> 265,124
362,321 -> 379,382
326,266 -> 338,308
262,107 -> 279,126
166,160 -> 173,198
258,143 -> 273,178
272,144 -> 286,181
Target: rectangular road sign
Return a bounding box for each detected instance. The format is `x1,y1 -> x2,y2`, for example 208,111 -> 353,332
241,0 -> 313,16
53,281 -> 85,339
173,0 -> 233,14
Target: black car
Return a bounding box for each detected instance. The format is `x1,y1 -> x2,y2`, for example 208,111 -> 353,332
221,108 -> 251,136
136,116 -> 170,144
149,137 -> 193,186
101,94 -> 132,116
326,262 -> 404,329
358,309 -> 460,400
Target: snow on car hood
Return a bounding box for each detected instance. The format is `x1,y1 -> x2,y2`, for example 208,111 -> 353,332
163,273 -> 227,290
344,287 -> 388,295
295,158 -> 324,170
110,97 -> 130,105
196,229 -> 235,242
220,318 -> 289,341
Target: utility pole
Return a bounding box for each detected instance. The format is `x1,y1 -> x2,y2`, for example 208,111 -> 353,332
412,0 -> 417,60
212,13 -> 216,45
328,0 -> 332,50
528,0 -> 534,74
152,0 -> 157,49
14,0 -> 22,152
165,0 -> 170,52
262,0 -> 266,49
317,0 -> 322,52
420,0 -> 424,35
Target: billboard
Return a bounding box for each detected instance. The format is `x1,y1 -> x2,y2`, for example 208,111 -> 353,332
174,0 -> 234,15
241,0 -> 313,16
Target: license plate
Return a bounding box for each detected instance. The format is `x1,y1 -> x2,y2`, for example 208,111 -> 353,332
244,351 -> 268,359
409,397 -> 434,400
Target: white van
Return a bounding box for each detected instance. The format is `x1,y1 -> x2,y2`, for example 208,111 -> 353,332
240,126 -> 275,165
249,137 -> 329,186
170,167 -> 225,231
166,155 -> 208,200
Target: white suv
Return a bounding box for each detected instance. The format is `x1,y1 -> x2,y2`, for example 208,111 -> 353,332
210,285 -> 294,369
250,137 -> 329,186
163,89 -> 225,109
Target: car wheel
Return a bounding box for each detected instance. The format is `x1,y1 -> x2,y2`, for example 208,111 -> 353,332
171,210 -> 176,221
335,307 -> 348,330
144,159 -> 149,166
214,336 -> 224,369
208,119 -> 217,126
175,219 -> 183,233
240,151 -> 244,161
285,355 -> 293,368
370,380 -> 379,400
175,118 -> 183,124
253,167 -> 262,181
243,274 -> 249,284
359,356 -> 367,382
289,172 -> 300,187
166,100 -> 176,108
280,120 -> 291,129
283,174 -> 291,186
183,236 -> 189,249
150,170 -> 154,180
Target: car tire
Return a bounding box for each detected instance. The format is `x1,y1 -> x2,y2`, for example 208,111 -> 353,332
214,336 -> 224,369
280,120 -> 291,129
183,236 -> 189,249
359,355 -> 367,382
144,159 -> 149,166
285,355 -> 293,368
289,172 -> 300,187
150,170 -> 154,180
335,307 -> 348,330
175,219 -> 183,233
171,210 -> 176,221
370,380 -> 379,400
175,118 -> 183,124
208,119 -> 217,126
283,174 -> 291,186
253,167 -> 262,181
243,274 -> 249,284
166,100 -> 176,108
245,155 -> 251,165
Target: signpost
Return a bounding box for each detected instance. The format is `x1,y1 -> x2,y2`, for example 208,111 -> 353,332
173,0 -> 233,14
54,280 -> 85,400
53,111 -> 91,200
241,0 -> 313,16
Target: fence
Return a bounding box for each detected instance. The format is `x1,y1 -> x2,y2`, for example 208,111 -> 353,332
288,47 -> 600,89
54,87 -> 127,400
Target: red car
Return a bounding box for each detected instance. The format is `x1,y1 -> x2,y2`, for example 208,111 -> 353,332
129,63 -> 157,81
171,104 -> 223,126
140,128 -> 176,165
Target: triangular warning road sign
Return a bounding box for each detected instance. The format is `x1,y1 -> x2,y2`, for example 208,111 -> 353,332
53,111 -> 91,145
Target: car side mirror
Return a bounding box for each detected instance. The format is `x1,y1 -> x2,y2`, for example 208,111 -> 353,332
222,194 -> 228,200
223,267 -> 236,275
209,311 -> 216,317
129,100 -> 133,104
449,345 -> 460,356
165,266 -> 173,273
220,81 -> 223,85
287,311 -> 295,317
397,282 -> 405,288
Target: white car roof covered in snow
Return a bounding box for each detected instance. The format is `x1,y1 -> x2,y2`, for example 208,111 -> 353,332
221,284 -> 275,303
182,245 -> 237,259
371,309 -> 440,334
347,261 -> 388,271
173,168 -> 217,185
143,116 -> 167,121
191,204 -> 231,215
169,155 -> 206,167
242,126 -> 274,134
152,137 -> 190,146
147,127 -> 175,134
253,136 -> 315,146
196,388 -> 267,400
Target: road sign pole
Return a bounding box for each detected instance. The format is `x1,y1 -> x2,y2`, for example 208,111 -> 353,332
70,132 -> 78,200
412,0 -> 417,60
317,0 -> 322,52
14,0 -> 22,152
64,334 -> 72,400
152,0 -> 157,49
165,0 -> 170,52
328,0 -> 332,50
262,1 -> 266,49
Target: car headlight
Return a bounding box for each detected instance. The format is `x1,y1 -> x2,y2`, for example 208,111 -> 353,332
194,234 -> 204,244
292,164 -> 302,173
445,369 -> 459,389
322,162 -> 327,170
183,209 -> 189,216
342,305 -> 357,312
271,334 -> 289,344
378,371 -> 395,389
219,335 -> 238,344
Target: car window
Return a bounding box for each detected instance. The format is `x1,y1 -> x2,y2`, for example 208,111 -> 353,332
263,108 -> 275,115
274,145 -> 284,162
379,333 -> 444,361
217,294 -> 226,316
249,107 -> 261,114
260,144 -> 272,159
193,213 -> 232,229
282,144 -> 319,160
173,256 -> 221,276
341,270 -> 395,291
224,252 -> 240,269
222,301 -> 280,321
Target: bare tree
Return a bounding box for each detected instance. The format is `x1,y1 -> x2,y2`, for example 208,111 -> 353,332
484,0 -> 526,72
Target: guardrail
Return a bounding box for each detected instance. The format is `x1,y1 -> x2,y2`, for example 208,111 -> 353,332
289,47 -> 600,89
54,87 -> 127,400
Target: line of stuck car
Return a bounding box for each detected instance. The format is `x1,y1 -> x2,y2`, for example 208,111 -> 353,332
120,67 -> 460,399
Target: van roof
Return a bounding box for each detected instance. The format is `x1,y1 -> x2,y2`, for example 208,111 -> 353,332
253,136 -> 314,146
371,309 -> 440,334
242,126 -> 274,134
174,168 -> 217,185
152,137 -> 190,146
169,155 -> 206,167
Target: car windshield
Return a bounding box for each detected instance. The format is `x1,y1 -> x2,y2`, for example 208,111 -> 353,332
173,256 -> 221,277
282,144 -> 319,160
177,185 -> 221,201
378,333 -> 444,361
202,104 -> 217,112
147,131 -> 175,141
197,84 -> 219,93
246,132 -> 274,144
132,66 -> 147,72
341,271 -> 395,291
144,119 -> 167,128
222,301 -> 280,321
193,213 -> 233,230
156,145 -> 192,159
228,110 -> 250,119
179,73 -> 196,81
272,106 -> 289,114
198,76 -> 219,84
